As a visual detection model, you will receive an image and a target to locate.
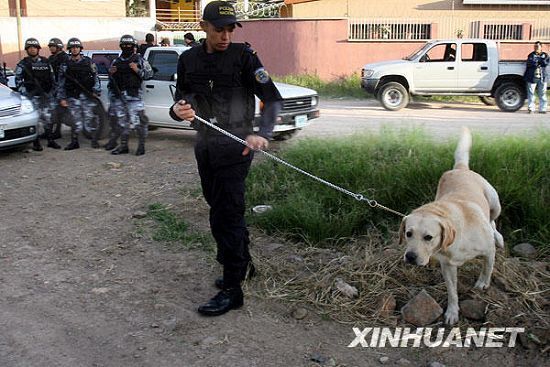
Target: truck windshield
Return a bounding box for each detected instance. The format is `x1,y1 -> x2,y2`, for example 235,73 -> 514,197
403,42 -> 434,61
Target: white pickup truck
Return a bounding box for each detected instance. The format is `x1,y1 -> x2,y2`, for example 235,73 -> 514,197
361,39 -> 537,112
87,46 -> 320,140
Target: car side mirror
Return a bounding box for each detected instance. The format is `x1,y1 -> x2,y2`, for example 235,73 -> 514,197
171,73 -> 177,81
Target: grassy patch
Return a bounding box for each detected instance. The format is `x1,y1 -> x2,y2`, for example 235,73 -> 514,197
147,203 -> 214,252
247,129 -> 549,250
273,73 -> 366,99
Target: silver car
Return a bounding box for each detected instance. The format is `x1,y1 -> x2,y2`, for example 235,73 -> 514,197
0,84 -> 39,150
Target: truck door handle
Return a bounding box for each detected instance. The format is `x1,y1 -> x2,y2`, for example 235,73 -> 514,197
481,66 -> 488,70
145,85 -> 154,89
447,66 -> 454,70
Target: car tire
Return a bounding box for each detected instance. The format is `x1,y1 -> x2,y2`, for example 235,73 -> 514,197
495,82 -> 525,112
378,82 -> 409,111
479,96 -> 496,106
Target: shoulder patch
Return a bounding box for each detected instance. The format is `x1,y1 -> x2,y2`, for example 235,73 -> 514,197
254,67 -> 270,84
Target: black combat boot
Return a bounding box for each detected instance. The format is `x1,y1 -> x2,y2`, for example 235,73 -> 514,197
135,127 -> 146,156
91,136 -> 100,149
64,133 -> 80,150
46,128 -> 61,149
32,138 -> 43,151
111,136 -> 129,155
197,287 -> 244,316
104,138 -> 118,151
215,263 -> 256,290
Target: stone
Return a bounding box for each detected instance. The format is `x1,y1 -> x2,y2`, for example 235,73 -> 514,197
401,289 -> 443,326
335,278 -> 358,298
459,299 -> 486,321
427,362 -> 446,367
511,243 -> 537,259
376,294 -> 396,318
310,352 -> 328,364
379,356 -> 390,364
291,307 -> 308,320
105,162 -> 122,169
132,211 -> 147,219
397,358 -> 411,365
91,287 -> 109,294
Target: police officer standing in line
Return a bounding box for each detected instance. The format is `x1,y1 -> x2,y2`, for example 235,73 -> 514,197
105,35 -> 153,156
15,38 -> 61,151
47,38 -> 68,139
57,37 -> 101,150
170,1 -> 282,316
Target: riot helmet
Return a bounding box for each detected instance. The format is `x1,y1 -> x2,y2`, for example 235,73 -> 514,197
24,38 -> 41,50
119,35 -> 138,47
67,38 -> 83,49
48,38 -> 63,49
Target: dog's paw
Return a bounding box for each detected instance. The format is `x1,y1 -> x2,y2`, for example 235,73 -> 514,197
444,308 -> 459,325
474,278 -> 491,290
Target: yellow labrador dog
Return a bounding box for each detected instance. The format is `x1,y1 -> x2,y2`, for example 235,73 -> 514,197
400,127 -> 504,325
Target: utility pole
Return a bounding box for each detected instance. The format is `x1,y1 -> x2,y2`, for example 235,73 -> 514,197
16,0 -> 23,60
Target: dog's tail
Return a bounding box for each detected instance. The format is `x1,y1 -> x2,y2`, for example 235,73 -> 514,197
454,127 -> 472,170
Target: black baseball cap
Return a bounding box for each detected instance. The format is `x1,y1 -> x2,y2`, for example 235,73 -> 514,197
203,1 -> 242,28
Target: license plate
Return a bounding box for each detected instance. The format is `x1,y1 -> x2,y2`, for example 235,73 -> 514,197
295,114 -> 308,128
0,128 -> 4,139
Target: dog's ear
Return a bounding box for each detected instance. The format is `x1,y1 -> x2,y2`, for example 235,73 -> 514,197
398,216 -> 407,245
439,219 -> 456,251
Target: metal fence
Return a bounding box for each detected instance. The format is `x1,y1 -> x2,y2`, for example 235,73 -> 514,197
349,17 -> 550,41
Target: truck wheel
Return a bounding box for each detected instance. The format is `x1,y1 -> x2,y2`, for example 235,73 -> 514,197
379,82 -> 409,111
479,96 -> 496,106
495,82 -> 525,112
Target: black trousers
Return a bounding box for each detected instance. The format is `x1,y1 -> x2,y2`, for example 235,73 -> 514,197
195,134 -> 254,289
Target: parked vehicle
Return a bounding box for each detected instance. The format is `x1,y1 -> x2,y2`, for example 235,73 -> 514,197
361,39 -> 543,112
85,47 -> 320,140
0,84 -> 39,150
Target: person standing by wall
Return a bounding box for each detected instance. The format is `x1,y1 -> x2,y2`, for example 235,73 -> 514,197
525,41 -> 548,114
15,38 -> 61,151
170,1 -> 282,317
57,38 -> 101,150
138,33 -> 156,56
106,35 -> 153,156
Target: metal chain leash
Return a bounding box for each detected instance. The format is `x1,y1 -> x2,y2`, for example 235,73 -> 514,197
194,115 -> 406,218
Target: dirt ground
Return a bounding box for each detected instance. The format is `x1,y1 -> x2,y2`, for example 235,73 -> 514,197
0,126 -> 546,367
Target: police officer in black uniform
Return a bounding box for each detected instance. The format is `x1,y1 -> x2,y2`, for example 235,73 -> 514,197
47,37 -> 68,139
170,1 -> 282,317
15,38 -> 61,150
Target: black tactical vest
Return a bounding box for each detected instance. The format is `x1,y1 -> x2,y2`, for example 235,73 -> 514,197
112,54 -> 142,97
65,56 -> 95,98
21,56 -> 53,95
181,43 -> 255,136
49,52 -> 68,82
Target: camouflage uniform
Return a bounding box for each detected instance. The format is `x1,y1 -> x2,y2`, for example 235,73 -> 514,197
15,38 -> 61,150
57,43 -> 101,150
106,35 -> 153,156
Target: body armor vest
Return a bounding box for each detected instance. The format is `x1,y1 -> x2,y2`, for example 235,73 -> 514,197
112,54 -> 142,97
49,52 -> 68,82
65,57 -> 95,98
22,56 -> 53,95
181,43 -> 255,136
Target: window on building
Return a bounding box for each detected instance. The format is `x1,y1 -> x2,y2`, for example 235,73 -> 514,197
9,0 -> 27,17
461,43 -> 488,62
483,24 -> 523,40
421,43 -> 457,62
349,21 -> 431,41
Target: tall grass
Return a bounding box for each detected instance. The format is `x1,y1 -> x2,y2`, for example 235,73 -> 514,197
247,129 -> 549,249
273,74 -> 366,99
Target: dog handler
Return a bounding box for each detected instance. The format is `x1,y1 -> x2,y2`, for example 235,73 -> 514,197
170,1 -> 282,316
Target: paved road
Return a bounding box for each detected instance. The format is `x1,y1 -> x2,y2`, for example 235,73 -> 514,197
299,98 -> 549,140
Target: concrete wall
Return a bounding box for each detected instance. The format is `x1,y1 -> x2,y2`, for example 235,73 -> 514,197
0,16 -> 156,67
232,18 -> 549,80
0,0 -> 127,17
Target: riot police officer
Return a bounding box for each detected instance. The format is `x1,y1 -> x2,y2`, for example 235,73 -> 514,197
47,37 -> 68,139
170,1 -> 282,316
105,34 -> 153,156
15,37 -> 61,150
57,37 -> 101,150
